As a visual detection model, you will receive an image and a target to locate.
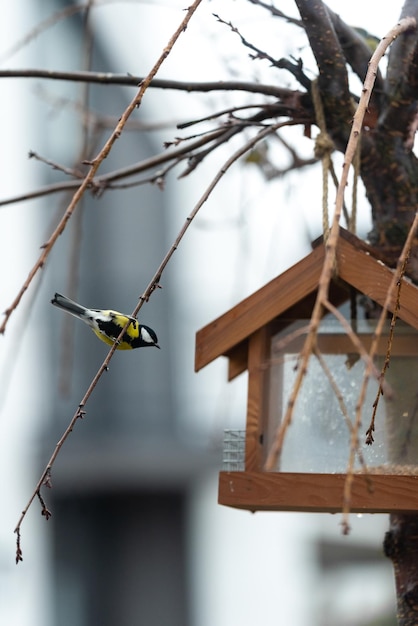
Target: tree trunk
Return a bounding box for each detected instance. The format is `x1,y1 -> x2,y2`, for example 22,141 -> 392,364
385,515 -> 418,624
383,358 -> 418,623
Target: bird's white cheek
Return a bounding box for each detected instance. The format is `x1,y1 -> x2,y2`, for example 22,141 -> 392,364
141,328 -> 153,344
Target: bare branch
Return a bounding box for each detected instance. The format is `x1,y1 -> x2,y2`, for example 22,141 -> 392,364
314,346 -> 370,475
365,251 -> 409,445
296,0 -> 347,87
14,119 -> 284,559
28,150 -> 85,179
213,13 -> 283,69
246,0 -> 302,27
1,103 -> 312,208
0,3 -> 84,64
0,68 -> 297,99
295,0 -> 354,147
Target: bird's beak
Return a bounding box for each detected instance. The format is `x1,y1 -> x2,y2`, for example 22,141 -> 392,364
154,344 -> 161,349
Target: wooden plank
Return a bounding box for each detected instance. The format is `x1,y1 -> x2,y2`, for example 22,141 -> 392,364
245,328 -> 270,471
227,342 -> 248,380
226,283 -> 349,381
195,243 -> 326,371
337,236 -> 418,331
218,471 -> 418,513
272,330 -> 418,356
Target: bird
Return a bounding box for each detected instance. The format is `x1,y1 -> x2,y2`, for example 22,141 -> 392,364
51,293 -> 160,350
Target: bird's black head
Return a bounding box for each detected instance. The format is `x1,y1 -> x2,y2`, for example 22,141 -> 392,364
138,324 -> 160,349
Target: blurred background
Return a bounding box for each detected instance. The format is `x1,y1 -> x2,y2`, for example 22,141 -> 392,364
0,1 -> 401,624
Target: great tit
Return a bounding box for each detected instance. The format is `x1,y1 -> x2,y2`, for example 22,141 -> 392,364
51,293 -> 160,350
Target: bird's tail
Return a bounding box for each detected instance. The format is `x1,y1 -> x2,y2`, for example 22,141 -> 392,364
51,293 -> 89,319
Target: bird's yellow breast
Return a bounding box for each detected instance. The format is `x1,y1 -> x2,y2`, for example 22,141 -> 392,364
91,328 -> 133,350
92,311 -> 139,350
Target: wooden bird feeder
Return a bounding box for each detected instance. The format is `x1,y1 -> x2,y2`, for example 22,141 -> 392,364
195,229 -> 418,514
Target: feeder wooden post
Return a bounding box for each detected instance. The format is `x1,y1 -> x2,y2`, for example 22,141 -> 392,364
245,326 -> 271,472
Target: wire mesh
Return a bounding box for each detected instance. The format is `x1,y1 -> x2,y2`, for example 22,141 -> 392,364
222,429 -> 245,471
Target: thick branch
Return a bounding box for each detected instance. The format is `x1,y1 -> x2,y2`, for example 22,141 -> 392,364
295,0 -> 353,147
385,515 -> 418,625
360,10 -> 418,271
380,1 -> 418,138
327,7 -> 384,98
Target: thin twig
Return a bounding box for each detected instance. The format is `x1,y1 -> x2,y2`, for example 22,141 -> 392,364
33,82 -> 180,132
0,68 -> 296,99
0,112 -> 311,208
247,0 -> 302,26
0,4 -> 85,64
28,150 -> 85,179
95,161 -> 179,194
270,323 -> 311,356
324,301 -> 393,398
0,129 -> 228,207
177,103 -> 279,129
313,346 -> 370,476
365,251 -> 409,445
213,13 -> 282,69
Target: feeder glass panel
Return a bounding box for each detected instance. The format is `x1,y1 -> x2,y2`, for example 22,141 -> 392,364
266,320 -> 418,474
